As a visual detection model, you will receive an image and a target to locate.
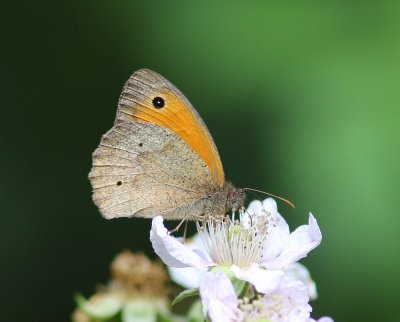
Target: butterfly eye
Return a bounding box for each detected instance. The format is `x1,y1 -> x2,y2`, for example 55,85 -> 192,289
152,96 -> 165,109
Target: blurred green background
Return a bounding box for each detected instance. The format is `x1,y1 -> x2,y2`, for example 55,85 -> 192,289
2,1 -> 400,321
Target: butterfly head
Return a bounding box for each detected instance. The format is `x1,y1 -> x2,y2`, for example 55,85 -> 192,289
224,182 -> 246,212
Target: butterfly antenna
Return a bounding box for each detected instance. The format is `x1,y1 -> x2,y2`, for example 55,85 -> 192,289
243,188 -> 296,209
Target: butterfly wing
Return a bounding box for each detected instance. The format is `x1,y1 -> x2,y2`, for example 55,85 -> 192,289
117,69 -> 224,187
89,69 -> 225,219
90,120 -> 213,219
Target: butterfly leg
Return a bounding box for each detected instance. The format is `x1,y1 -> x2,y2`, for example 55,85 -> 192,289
182,220 -> 189,241
168,216 -> 188,235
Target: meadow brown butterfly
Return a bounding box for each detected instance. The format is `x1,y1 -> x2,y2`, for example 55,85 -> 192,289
89,69 -> 246,221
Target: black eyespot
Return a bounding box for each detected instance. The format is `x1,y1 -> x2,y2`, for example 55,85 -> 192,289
139,143 -> 143,147
152,96 -> 165,108
117,181 -> 122,186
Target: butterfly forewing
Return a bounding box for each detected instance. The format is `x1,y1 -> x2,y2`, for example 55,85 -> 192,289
116,69 -> 225,188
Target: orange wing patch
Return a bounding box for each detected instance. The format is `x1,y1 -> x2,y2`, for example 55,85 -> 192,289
117,70 -> 225,188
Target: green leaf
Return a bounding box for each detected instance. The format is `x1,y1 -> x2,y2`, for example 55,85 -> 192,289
171,288 -> 199,306
74,293 -> 122,320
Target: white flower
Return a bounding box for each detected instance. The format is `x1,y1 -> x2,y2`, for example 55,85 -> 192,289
196,271 -> 333,322
151,198 -> 322,292
150,199 -> 322,321
239,274 -> 333,322
236,274 -> 311,322
259,275 -> 312,322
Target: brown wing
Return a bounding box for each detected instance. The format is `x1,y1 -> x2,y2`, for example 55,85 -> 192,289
89,120 -> 214,219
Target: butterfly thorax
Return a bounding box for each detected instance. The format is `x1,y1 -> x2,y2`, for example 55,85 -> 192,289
199,182 -> 246,221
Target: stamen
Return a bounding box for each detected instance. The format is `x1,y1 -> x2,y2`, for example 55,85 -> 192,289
197,209 -> 274,268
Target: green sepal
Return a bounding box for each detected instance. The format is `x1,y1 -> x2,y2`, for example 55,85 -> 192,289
171,288 -> 199,306
157,312 -> 185,322
187,300 -> 204,322
74,293 -> 122,320
231,277 -> 248,297
210,265 -> 249,297
122,300 -> 156,322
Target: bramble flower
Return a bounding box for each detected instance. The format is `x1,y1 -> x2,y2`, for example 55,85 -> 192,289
72,250 -> 183,322
236,273 -> 333,322
238,274 -> 311,322
150,198 -> 325,321
171,258 -> 324,321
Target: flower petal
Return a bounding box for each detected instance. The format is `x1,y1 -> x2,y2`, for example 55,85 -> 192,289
191,232 -> 212,262
318,318 -> 335,322
246,199 -> 264,214
230,264 -> 284,294
264,213 -> 322,269
150,216 -> 211,269
247,198 -> 291,262
309,317 -> 335,322
285,262 -> 317,300
199,271 -> 241,322
262,197 -> 279,214
262,275 -> 312,322
168,266 -> 202,289
262,207 -> 291,262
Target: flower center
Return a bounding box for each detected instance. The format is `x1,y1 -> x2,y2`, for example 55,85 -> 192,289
239,296 -> 265,322
196,209 -> 274,268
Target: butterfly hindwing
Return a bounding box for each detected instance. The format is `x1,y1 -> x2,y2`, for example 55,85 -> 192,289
89,120 -> 212,219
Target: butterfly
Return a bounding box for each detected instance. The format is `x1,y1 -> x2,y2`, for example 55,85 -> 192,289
89,69 -> 246,221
